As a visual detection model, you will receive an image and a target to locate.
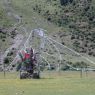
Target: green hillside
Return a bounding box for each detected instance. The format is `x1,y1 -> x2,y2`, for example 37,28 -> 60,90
29,0 -> 95,56
0,0 -> 14,51
0,1 -> 12,27
0,0 -> 95,64
9,0 -> 95,56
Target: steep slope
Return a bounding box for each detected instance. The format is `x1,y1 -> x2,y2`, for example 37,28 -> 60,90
27,0 -> 95,57
0,0 -> 14,52
0,0 -> 95,69
0,0 -> 13,27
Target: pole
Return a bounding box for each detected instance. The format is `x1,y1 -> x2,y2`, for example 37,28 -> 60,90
80,68 -> 82,78
3,62 -> 6,78
85,66 -> 88,77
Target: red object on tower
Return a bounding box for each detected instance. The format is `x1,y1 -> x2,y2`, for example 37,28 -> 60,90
24,53 -> 30,60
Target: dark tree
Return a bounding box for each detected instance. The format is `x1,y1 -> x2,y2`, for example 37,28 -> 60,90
60,0 -> 68,5
69,0 -> 73,3
60,0 -> 73,5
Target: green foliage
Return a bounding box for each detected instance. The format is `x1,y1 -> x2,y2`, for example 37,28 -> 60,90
4,57 -> 10,64
60,0 -> 73,5
73,61 -> 88,68
31,0 -> 95,57
7,51 -> 14,56
4,57 -> 12,65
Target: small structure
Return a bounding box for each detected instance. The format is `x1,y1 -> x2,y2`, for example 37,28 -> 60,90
16,28 -> 45,79
17,48 -> 40,79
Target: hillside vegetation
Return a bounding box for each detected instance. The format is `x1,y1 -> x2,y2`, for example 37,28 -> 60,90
0,0 -> 95,60
7,0 -> 95,57
0,0 -> 14,51
31,0 -> 95,56
0,2 -> 12,27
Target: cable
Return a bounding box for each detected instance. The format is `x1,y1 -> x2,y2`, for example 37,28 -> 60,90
45,35 -> 95,65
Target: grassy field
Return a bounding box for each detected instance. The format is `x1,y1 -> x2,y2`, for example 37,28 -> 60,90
0,71 -> 95,95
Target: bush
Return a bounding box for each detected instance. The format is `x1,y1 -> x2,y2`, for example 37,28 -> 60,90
60,0 -> 73,5
7,51 -> 14,56
4,57 -> 12,64
73,61 -> 88,68
4,57 -> 9,64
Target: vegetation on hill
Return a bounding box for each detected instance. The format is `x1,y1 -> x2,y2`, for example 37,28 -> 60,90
0,0 -> 15,51
3,0 -> 94,57
0,11 -> 12,51
0,0 -> 95,69
0,0 -> 14,28
31,0 -> 95,56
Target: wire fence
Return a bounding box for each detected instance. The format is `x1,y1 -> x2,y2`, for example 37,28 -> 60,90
0,71 -> 95,79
